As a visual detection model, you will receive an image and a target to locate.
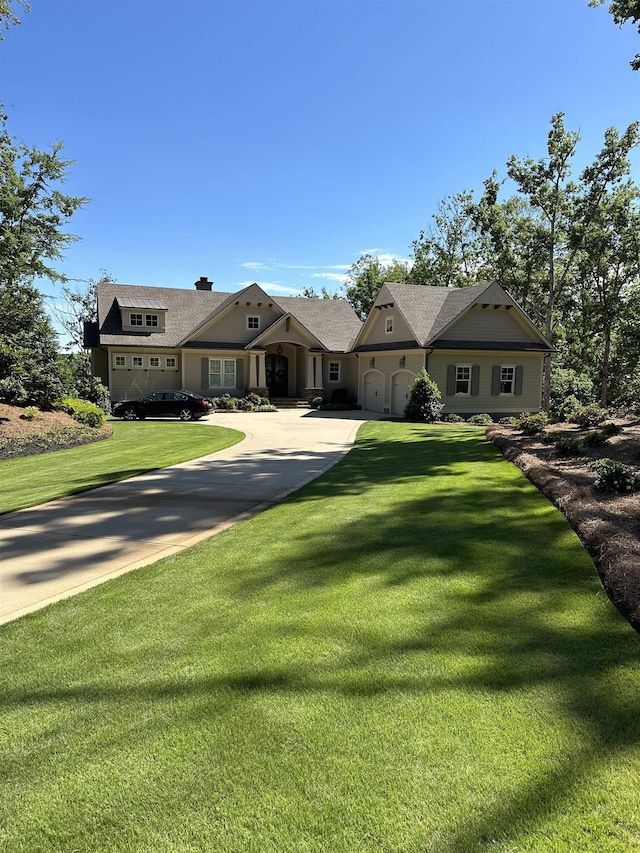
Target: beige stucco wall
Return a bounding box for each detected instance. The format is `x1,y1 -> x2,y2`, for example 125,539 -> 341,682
192,305 -> 281,344
428,350 -> 543,414
439,305 -> 539,343
356,350 -> 425,412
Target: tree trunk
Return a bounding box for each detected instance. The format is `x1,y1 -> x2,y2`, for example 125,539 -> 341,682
600,323 -> 611,408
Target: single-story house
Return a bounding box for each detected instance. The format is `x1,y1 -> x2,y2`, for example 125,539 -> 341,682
86,276 -> 553,417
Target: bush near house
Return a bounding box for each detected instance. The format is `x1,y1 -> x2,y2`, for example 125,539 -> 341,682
404,369 -> 444,422
57,397 -> 106,428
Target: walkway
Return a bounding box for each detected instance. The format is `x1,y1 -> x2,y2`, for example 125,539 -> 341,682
0,409 -> 376,625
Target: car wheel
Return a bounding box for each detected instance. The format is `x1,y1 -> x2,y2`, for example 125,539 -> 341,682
122,407 -> 138,421
178,408 -> 194,421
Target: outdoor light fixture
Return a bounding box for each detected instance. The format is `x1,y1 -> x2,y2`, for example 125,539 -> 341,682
277,345 -> 283,355
399,356 -> 406,367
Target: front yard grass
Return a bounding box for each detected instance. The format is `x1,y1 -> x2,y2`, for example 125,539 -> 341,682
1,422 -> 639,851
0,420 -> 244,514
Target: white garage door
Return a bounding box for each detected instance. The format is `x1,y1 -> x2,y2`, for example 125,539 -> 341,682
391,371 -> 412,417
364,372 -> 384,413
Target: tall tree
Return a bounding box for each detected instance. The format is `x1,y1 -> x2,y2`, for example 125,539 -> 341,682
409,191 -> 487,288
589,0 -> 640,69
485,113 -> 638,410
345,254 -> 408,319
0,108 -> 88,289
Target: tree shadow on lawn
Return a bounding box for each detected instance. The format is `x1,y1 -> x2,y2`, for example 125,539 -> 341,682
2,423 -> 640,848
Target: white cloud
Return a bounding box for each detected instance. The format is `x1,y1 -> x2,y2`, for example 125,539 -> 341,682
236,280 -> 303,295
239,261 -> 267,270
310,272 -> 348,283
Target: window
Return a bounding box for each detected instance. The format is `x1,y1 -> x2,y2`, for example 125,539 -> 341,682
329,361 -> 340,382
114,355 -> 126,367
209,358 -> 236,388
132,356 -> 143,368
385,316 -> 394,334
130,313 -> 143,326
149,356 -> 160,368
500,365 -> 515,395
145,314 -> 158,327
165,357 -> 177,368
247,315 -> 260,330
456,365 -> 471,395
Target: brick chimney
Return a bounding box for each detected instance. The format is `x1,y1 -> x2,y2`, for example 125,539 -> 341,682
194,276 -> 213,291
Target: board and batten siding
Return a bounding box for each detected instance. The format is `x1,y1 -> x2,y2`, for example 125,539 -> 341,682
357,351 -> 424,411
439,305 -> 539,344
108,351 -> 181,402
191,305 -> 281,344
428,351 -> 543,414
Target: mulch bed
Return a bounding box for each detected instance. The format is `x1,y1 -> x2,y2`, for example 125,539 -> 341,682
486,419 -> 640,631
0,404 -> 112,459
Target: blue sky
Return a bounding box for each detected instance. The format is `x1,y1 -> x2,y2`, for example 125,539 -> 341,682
2,0 -> 639,315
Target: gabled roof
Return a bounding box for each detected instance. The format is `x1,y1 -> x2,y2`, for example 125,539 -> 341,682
96,281 -> 362,352
353,281 -> 551,351
115,296 -> 169,311
246,312 -> 326,351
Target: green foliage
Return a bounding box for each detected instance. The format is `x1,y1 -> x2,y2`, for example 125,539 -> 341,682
0,0 -> 29,39
21,405 -> 38,420
572,403 -> 608,428
211,394 -> 278,412
345,253 -> 409,318
555,436 -> 582,456
311,396 -> 324,409
57,397 -> 106,428
582,430 -> 608,447
589,0 -> 640,69
253,404 -> 278,412
589,457 -> 638,492
550,369 -> 594,415
601,421 -> 623,437
467,413 -> 493,425
498,416 -> 517,425
56,352 -> 111,412
404,369 -> 444,422
515,412 -> 549,435
442,413 -> 465,423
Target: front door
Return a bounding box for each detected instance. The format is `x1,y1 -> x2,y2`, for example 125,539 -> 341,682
266,354 -> 288,396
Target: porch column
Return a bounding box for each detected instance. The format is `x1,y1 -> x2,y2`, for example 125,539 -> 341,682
314,354 -> 324,391
306,355 -> 315,388
248,352 -> 258,387
257,352 -> 266,388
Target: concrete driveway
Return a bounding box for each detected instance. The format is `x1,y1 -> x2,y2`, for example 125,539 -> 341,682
0,408 -> 378,626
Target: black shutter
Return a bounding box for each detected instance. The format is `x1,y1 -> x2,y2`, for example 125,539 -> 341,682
491,365 -> 501,396
515,365 -> 523,396
236,359 -> 244,390
471,365 -> 480,396
446,364 -> 456,396
201,357 -> 209,390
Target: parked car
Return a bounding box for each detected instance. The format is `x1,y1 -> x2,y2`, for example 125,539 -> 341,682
112,391 -> 213,421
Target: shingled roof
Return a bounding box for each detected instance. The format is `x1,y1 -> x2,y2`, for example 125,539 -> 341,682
96,282 -> 362,352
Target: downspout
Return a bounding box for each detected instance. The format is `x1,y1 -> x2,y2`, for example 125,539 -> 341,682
424,347 -> 433,372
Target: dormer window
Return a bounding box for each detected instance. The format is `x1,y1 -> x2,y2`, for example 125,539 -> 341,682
247,315 -> 260,330
117,296 -> 168,333
385,316 -> 394,334
145,314 -> 158,327
130,313 -> 143,326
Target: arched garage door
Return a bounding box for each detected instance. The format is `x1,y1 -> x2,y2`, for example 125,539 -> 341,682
364,371 -> 384,413
391,371 -> 413,417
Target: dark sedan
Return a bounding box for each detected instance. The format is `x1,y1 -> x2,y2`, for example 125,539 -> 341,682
112,391 -> 213,421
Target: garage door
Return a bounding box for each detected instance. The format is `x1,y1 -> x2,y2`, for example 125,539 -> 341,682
391,371 -> 412,417
364,372 -> 384,413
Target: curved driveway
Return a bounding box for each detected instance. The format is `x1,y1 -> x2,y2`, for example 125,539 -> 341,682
0,409 -> 378,626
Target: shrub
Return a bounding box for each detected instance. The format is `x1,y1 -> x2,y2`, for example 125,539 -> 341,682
404,369 -> 444,423
247,393 -> 262,407
572,404 -> 608,428
467,413 -> 493,426
556,394 -> 581,423
311,396 -> 324,409
589,458 -> 638,493
213,394 -> 238,411
554,436 -> 582,456
57,397 -> 106,428
583,430 -> 608,447
21,406 -> 40,421
235,397 -> 255,412
515,412 -> 549,435
540,431 -> 557,445
253,404 -> 278,412
549,368 -> 594,416
442,413 -> 465,423
498,416 -> 516,425
601,422 -> 623,438
260,396 -> 270,406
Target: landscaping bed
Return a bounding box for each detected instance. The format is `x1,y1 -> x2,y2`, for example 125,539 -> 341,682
487,418 -> 640,630
0,403 -> 112,460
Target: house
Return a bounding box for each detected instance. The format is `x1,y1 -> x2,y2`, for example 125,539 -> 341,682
87,276 -> 553,416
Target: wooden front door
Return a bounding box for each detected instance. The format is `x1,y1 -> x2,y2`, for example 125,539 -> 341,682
265,354 -> 288,396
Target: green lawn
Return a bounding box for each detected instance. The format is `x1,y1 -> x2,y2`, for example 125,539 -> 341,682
0,420 -> 244,514
1,422 -> 639,852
